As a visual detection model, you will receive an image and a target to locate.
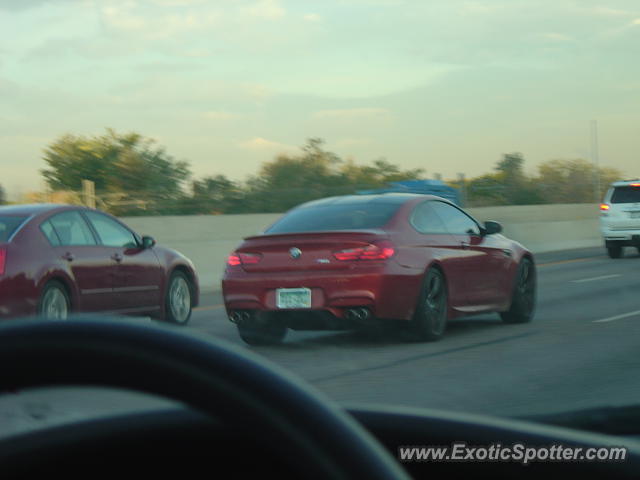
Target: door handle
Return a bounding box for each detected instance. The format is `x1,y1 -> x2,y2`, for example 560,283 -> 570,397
461,242 -> 470,250
62,252 -> 75,262
111,253 -> 123,263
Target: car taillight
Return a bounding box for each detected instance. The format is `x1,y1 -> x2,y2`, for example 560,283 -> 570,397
227,252 -> 262,266
600,203 -> 610,211
0,249 -> 5,275
631,183 -> 640,187
227,253 -> 241,266
333,241 -> 395,261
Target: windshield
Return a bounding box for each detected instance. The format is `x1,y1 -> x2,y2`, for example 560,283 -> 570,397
2,0 -> 640,444
265,203 -> 401,233
0,216 -> 28,242
611,187 -> 640,204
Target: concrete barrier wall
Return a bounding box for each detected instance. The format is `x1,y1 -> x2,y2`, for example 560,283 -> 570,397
122,203 -> 602,291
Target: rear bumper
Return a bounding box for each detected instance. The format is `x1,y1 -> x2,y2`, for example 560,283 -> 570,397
0,278 -> 38,318
602,228 -> 640,246
221,263 -> 423,322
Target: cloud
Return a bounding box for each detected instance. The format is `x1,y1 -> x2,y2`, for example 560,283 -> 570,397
100,3 -> 221,39
240,0 -> 285,20
239,137 -> 297,151
202,111 -> 242,121
312,108 -> 390,119
303,13 -> 321,22
633,18 -> 640,25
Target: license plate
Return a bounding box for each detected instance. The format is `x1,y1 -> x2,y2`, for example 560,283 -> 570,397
630,212 -> 640,218
276,288 -> 312,309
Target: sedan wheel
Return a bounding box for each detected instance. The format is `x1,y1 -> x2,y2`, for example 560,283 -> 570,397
166,272 -> 192,325
500,257 -> 536,324
39,282 -> 70,320
409,268 -> 448,342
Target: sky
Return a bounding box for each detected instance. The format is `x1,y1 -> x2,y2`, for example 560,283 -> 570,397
1,0 -> 639,200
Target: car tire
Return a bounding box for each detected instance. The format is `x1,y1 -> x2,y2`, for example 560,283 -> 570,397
237,312 -> 287,346
607,245 -> 623,259
500,257 -> 536,324
165,271 -> 193,325
38,281 -> 70,320
408,268 -> 448,342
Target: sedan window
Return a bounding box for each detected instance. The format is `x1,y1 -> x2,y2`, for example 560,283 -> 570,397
429,202 -> 481,236
49,211 -> 97,246
84,211 -> 138,248
40,220 -> 61,246
410,202 -> 449,234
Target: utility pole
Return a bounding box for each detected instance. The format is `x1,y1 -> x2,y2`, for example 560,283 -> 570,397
590,120 -> 601,202
82,179 -> 96,209
457,173 -> 466,207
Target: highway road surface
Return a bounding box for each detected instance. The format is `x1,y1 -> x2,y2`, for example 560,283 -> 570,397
2,247 -> 640,437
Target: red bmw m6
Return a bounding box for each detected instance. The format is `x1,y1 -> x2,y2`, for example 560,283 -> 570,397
222,194 -> 535,345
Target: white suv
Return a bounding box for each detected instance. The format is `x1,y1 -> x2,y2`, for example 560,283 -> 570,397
600,179 -> 640,258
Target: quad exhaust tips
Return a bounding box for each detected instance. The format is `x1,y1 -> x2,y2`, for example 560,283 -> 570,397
344,307 -> 371,322
229,310 -> 251,323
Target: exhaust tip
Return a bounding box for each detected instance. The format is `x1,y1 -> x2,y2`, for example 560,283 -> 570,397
345,307 -> 371,321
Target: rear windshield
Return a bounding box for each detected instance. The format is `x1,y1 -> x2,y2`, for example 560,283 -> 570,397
265,203 -> 401,234
0,216 -> 28,242
611,186 -> 640,204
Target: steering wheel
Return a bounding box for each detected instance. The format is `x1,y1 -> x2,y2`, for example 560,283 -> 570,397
0,318 -> 409,480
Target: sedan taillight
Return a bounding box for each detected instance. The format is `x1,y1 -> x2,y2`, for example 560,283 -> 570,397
333,241 -> 395,261
227,252 -> 262,266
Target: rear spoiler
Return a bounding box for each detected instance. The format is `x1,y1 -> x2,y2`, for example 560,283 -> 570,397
243,229 -> 387,241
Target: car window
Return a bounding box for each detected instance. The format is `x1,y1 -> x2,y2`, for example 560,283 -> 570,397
84,211 -> 138,248
611,186 -> 640,204
429,201 -> 480,236
265,203 -> 401,234
410,202 -> 449,234
40,220 -> 61,246
49,211 -> 97,246
0,216 -> 28,243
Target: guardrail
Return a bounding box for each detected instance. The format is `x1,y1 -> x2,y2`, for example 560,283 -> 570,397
122,203 -> 601,291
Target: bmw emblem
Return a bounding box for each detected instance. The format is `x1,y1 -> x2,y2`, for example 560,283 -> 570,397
289,247 -> 302,259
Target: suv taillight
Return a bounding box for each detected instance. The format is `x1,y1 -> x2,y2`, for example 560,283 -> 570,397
0,248 -> 5,275
227,252 -> 262,266
600,203 -> 610,211
333,241 -> 395,261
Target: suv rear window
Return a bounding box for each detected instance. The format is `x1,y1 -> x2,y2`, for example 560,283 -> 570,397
0,216 -> 28,242
611,186 -> 640,204
265,203 -> 401,234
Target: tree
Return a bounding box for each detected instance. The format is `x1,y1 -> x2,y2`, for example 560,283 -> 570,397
41,129 -> 190,215
181,175 -> 242,214
536,159 -> 623,203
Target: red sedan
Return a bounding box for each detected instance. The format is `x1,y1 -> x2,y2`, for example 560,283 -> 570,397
222,194 -> 535,345
0,204 -> 199,323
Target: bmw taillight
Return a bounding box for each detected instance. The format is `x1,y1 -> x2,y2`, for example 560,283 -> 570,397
0,248 -> 5,275
227,252 -> 262,266
333,241 -> 395,261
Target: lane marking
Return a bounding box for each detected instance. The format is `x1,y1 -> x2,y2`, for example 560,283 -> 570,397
592,309 -> 640,323
572,274 -> 621,284
194,304 -> 224,312
538,256 -> 605,268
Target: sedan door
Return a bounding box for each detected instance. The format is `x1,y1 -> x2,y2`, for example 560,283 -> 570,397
407,201 -> 470,310
46,211 -> 116,312
83,211 -> 163,313
429,201 -> 505,310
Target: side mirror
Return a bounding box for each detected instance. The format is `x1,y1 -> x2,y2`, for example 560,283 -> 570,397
483,221 -> 502,235
141,235 -> 156,249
